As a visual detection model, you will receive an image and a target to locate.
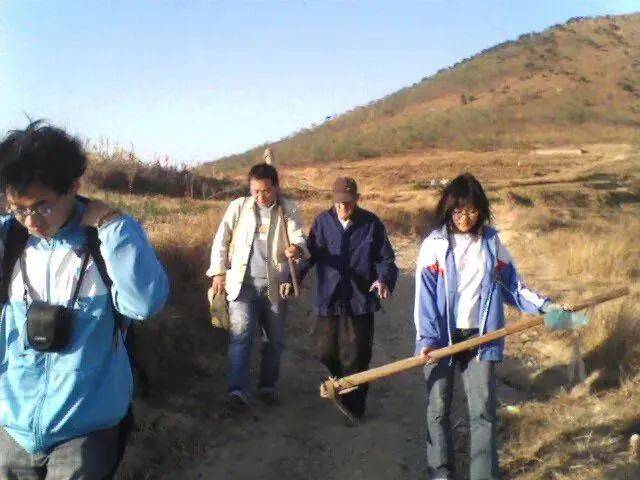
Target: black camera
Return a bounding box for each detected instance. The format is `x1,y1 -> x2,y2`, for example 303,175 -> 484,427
26,301 -> 74,352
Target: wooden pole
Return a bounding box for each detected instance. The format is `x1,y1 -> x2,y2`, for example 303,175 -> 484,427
267,145 -> 300,298
278,200 -> 300,298
320,286 -> 629,399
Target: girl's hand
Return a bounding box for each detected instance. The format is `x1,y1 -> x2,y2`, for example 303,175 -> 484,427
548,302 -> 573,312
421,347 -> 437,364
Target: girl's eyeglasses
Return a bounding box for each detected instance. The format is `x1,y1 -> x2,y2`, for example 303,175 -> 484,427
452,208 -> 479,219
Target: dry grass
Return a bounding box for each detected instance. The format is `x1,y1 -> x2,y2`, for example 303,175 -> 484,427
84,191 -> 228,387
96,142 -> 640,478
85,148 -> 240,199
502,378 -> 640,479
494,191 -> 640,478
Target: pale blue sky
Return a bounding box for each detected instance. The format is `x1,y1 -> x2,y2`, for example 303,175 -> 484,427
1,0 -> 639,165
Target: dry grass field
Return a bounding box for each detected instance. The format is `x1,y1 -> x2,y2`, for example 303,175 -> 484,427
89,140 -> 640,479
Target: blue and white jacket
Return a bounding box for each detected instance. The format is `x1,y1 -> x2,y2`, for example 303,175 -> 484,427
0,201 -> 169,453
414,225 -> 549,361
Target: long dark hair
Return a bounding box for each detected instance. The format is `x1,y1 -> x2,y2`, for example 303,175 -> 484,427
435,173 -> 491,234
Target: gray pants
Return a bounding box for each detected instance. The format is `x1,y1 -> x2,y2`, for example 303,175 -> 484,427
424,356 -> 500,480
0,426 -> 119,480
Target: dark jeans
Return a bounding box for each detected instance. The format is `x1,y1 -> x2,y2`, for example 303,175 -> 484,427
423,329 -> 500,480
0,426 -> 119,480
315,313 -> 374,417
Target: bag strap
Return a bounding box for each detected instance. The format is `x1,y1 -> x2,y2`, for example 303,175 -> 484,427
68,250 -> 91,309
19,253 -> 37,304
19,241 -> 91,310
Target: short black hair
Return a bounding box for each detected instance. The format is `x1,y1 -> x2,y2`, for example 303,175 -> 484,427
0,120 -> 87,195
435,173 -> 492,234
248,163 -> 279,186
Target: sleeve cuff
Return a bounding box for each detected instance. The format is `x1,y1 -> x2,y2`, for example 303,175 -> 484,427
415,337 -> 439,354
206,267 -> 226,277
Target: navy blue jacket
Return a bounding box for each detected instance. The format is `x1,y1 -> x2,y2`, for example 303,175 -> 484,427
297,206 -> 398,316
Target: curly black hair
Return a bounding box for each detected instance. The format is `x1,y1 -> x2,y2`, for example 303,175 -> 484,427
0,120 -> 87,195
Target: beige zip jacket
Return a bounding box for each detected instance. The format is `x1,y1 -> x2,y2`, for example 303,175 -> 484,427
206,196 -> 309,303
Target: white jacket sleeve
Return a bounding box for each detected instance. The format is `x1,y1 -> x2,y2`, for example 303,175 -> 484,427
206,198 -> 244,277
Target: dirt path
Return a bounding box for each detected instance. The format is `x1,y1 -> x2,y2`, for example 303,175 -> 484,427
170,263 -> 431,480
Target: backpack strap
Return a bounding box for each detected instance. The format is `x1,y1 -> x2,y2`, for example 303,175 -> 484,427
74,195 -> 128,344
78,201 -> 139,388
0,218 -> 29,304
76,197 -> 138,385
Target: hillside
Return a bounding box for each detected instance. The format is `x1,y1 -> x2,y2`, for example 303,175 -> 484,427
202,13 -> 640,173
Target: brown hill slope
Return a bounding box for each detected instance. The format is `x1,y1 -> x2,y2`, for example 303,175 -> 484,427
203,13 -> 640,173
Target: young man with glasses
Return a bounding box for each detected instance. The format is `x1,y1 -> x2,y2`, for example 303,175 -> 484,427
0,121 -> 169,479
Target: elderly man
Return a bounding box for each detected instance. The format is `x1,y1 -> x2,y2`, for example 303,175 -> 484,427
207,163 -> 308,410
284,177 -> 398,420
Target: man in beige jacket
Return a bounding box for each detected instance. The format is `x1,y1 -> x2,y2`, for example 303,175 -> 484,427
207,163 -> 308,410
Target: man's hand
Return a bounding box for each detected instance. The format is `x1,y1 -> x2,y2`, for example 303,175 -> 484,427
279,283 -> 293,300
212,274 -> 226,296
81,199 -> 122,228
284,245 -> 302,260
369,280 -> 390,300
420,347 -> 437,364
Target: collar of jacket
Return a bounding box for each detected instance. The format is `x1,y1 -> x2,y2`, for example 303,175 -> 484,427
429,224 -> 500,268
245,195 -> 272,211
328,205 -> 364,228
430,224 -> 498,241
245,195 -> 292,216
